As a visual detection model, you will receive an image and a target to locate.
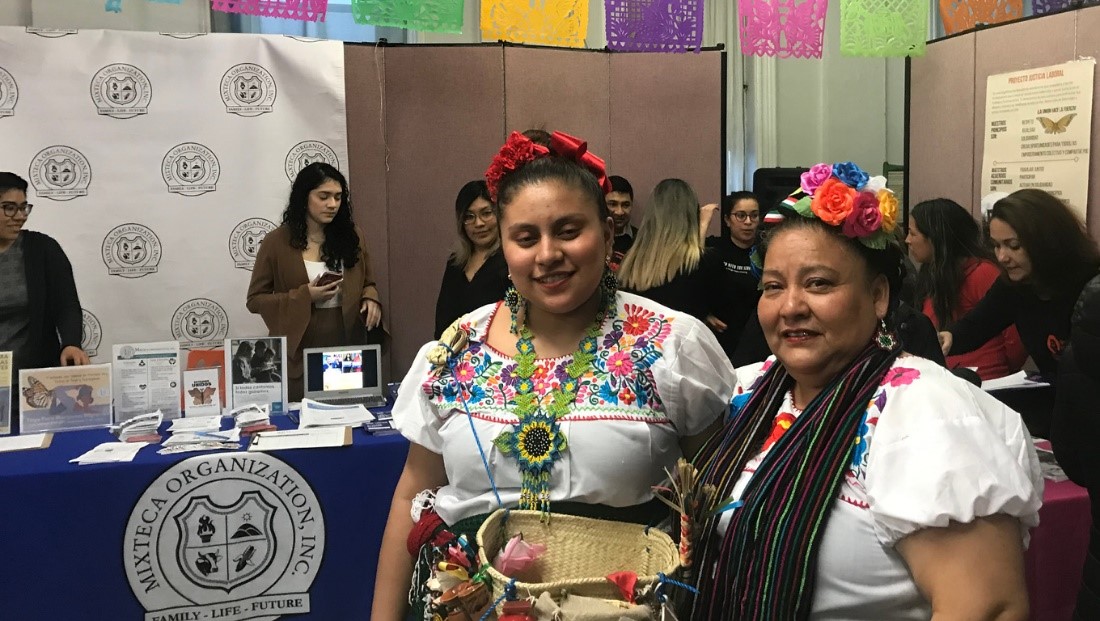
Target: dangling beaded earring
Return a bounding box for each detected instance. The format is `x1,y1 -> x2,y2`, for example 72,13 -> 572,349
875,318 -> 898,350
504,278 -> 523,335
600,258 -> 618,315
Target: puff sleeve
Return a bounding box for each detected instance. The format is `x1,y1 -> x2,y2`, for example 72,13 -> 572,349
391,341 -> 446,453
652,318 -> 737,436
865,363 -> 1043,547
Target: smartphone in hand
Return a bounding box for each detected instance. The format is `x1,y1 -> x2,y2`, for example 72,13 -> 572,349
315,271 -> 343,287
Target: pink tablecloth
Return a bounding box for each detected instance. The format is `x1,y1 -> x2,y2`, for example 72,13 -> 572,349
1026,477 -> 1091,621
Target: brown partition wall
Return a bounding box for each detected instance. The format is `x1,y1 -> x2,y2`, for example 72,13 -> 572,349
343,43 -> 726,375
909,5 -> 1100,237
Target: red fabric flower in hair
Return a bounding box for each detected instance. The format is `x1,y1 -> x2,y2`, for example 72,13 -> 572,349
485,132 -> 550,202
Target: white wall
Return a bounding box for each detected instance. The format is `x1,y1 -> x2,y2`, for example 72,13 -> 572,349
0,0 -> 210,31
774,0 -> 906,174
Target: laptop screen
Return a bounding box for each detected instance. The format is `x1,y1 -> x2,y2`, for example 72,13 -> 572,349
303,346 -> 381,397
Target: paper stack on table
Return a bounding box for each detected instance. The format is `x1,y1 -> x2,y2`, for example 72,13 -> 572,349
231,403 -> 275,434
299,398 -> 375,428
70,441 -> 149,464
981,370 -> 1050,392
157,415 -> 241,455
110,411 -> 163,443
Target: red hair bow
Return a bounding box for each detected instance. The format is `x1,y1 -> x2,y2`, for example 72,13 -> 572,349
484,130 -> 612,202
549,131 -> 612,196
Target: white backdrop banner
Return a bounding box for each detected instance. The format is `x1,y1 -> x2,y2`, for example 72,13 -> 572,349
0,27 -> 349,361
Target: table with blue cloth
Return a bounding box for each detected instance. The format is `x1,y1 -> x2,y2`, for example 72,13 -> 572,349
0,415 -> 408,620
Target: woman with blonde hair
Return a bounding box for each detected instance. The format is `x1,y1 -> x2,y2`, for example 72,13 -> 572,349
618,178 -> 723,321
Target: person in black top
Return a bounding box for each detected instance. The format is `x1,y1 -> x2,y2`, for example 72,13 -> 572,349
0,173 -> 89,433
940,189 -> 1100,436
433,180 -> 509,338
618,178 -> 722,321
607,175 -> 637,271
1052,272 -> 1100,620
705,191 -> 762,360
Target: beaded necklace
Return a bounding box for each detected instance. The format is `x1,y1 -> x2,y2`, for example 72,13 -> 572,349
492,302 -> 608,519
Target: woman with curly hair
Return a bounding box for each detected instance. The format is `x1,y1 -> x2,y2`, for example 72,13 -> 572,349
247,162 -> 381,401
907,198 -> 1026,380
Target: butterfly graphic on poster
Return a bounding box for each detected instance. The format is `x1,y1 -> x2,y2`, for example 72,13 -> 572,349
1037,114 -> 1076,134
187,386 -> 217,406
22,376 -> 53,409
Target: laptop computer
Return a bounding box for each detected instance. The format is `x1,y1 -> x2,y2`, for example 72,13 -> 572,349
302,345 -> 386,408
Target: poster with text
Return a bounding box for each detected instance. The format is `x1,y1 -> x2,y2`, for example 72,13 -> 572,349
182,367 -> 222,417
225,337 -> 287,414
982,60 -> 1095,218
112,341 -> 181,420
19,363 -> 112,433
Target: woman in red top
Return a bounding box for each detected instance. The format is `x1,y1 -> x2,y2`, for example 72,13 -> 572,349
906,198 -> 1026,380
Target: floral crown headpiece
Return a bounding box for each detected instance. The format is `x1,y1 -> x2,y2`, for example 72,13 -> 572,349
783,161 -> 900,250
484,130 -> 612,202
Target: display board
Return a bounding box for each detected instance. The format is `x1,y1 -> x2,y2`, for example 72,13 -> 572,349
910,6 -> 1100,236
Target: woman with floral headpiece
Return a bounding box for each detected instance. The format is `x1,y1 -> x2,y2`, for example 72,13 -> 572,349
371,132 -> 735,620
690,162 -> 1042,620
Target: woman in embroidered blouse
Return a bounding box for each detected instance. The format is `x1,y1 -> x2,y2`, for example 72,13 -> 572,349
433,180 -> 509,338
246,163 -> 381,402
907,198 -> 1027,380
691,164 -> 1041,620
371,132 -> 734,620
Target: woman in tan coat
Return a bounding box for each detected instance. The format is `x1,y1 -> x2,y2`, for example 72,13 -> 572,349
247,163 -> 381,401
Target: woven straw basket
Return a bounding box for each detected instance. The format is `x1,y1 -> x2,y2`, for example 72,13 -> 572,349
475,509 -> 679,603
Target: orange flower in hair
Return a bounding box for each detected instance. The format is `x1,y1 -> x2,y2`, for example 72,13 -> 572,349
810,177 -> 856,226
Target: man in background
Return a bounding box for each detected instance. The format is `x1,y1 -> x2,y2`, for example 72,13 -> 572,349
607,175 -> 636,270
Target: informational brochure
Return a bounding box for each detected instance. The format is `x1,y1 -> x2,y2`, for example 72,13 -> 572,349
112,341 -> 182,421
0,351 -> 11,435
182,367 -> 222,417
225,337 -> 287,415
185,349 -> 226,410
19,363 -> 113,433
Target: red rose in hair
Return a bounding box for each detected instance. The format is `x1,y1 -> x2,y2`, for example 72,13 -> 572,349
810,177 -> 856,226
485,132 -> 550,202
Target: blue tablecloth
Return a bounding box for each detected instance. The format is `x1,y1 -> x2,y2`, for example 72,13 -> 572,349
0,417 -> 408,620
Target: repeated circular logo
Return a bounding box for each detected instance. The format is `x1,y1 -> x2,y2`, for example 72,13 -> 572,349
101,223 -> 162,278
90,63 -> 151,119
81,309 -> 102,359
0,66 -> 17,119
162,142 -> 220,197
28,145 -> 92,201
171,298 -> 230,349
220,63 -> 277,117
229,218 -> 277,271
284,141 -> 338,181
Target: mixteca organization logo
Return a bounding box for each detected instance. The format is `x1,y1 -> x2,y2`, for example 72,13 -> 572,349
81,308 -> 102,359
29,145 -> 91,201
90,63 -> 151,119
284,141 -> 338,181
0,66 -> 17,118
171,298 -> 229,349
125,453 -> 325,621
102,223 -> 162,278
162,143 -> 220,197
229,218 -> 276,271
220,63 -> 277,117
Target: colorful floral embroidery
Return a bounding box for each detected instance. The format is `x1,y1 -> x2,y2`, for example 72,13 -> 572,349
424,301 -> 675,421
762,412 -> 796,451
882,366 -> 920,387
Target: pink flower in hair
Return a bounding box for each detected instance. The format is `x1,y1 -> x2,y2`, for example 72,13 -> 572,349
841,192 -> 883,238
800,163 -> 834,194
